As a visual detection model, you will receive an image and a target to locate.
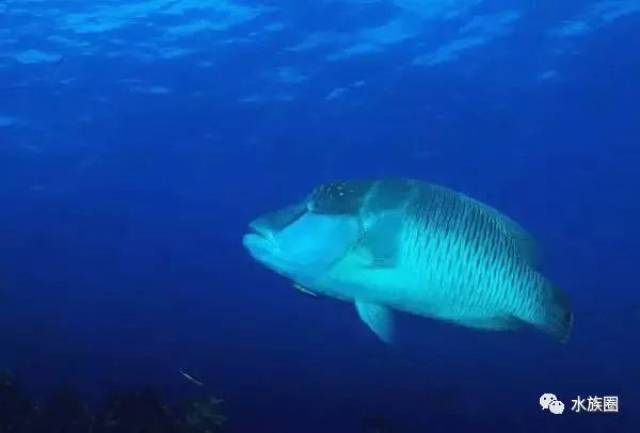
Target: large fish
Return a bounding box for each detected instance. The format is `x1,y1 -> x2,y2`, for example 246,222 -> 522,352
243,179 -> 572,343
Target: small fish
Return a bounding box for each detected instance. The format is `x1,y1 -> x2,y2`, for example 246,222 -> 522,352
179,369 -> 204,387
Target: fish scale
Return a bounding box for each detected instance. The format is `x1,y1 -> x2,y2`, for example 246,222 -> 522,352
399,185 -> 537,323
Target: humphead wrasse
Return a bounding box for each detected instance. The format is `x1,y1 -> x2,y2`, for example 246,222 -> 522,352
243,179 -> 572,343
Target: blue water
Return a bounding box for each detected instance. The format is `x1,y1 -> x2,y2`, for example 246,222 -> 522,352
1,0 -> 639,432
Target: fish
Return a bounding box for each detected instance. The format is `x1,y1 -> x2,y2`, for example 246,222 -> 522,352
243,179 -> 572,343
179,369 -> 204,387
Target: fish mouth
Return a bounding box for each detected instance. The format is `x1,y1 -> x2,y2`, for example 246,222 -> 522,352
248,222 -> 273,240
243,223 -> 278,260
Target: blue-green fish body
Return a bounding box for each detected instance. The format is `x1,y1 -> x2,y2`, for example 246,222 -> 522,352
244,179 -> 572,343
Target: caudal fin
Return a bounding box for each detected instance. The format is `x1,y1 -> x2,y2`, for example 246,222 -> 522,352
535,282 -> 573,342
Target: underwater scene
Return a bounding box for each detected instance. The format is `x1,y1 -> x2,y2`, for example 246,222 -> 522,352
0,0 -> 639,432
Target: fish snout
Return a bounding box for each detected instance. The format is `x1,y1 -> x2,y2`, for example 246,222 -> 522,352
243,226 -> 280,263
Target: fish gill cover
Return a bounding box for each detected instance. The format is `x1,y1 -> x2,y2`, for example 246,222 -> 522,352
0,0 -> 639,432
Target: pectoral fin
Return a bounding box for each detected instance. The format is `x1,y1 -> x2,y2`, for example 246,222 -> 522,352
355,300 -> 394,343
357,212 -> 404,268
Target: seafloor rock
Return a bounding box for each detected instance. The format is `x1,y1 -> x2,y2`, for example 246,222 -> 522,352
0,373 -> 227,433
33,388 -> 93,433
94,388 -> 179,433
0,371 -> 37,433
177,396 -> 227,433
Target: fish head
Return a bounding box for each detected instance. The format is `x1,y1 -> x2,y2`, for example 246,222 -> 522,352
243,196 -> 362,284
243,180 -> 414,287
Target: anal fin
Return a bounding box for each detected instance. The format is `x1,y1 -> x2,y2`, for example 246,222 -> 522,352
460,315 -> 524,331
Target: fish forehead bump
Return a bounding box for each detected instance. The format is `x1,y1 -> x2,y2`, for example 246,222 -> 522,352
309,179 -> 418,215
309,180 -> 374,214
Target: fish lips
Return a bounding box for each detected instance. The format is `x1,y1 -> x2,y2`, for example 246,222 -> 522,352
243,223 -> 277,260
243,201 -> 308,262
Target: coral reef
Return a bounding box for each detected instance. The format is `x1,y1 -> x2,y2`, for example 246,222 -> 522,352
178,397 -> 227,433
0,372 -> 226,433
0,371 -> 37,433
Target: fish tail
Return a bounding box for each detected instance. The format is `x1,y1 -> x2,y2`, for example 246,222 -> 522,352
534,281 -> 573,342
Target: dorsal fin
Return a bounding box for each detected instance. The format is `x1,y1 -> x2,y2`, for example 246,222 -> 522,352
465,195 -> 538,264
492,212 -> 538,264
503,220 -> 538,264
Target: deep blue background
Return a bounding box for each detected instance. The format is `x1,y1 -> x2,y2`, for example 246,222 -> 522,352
0,1 -> 639,432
